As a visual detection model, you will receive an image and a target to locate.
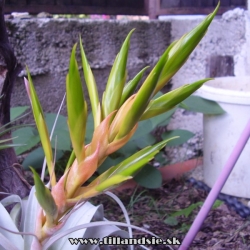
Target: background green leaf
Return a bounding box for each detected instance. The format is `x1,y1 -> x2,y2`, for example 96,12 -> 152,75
161,129 -> 194,146
12,127 -> 40,155
22,147 -> 64,170
45,113 -> 71,151
134,164 -> 162,189
181,95 -> 225,115
10,106 -> 29,121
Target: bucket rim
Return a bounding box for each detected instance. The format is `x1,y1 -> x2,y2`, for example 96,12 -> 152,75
196,77 -> 250,105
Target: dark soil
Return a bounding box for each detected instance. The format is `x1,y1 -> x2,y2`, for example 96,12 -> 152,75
91,178 -> 250,250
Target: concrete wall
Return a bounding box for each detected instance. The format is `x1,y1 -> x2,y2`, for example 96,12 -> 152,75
5,9 -> 249,161
6,18 -> 171,116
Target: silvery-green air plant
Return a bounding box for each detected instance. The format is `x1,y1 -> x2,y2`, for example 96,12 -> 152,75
0,3 -> 219,250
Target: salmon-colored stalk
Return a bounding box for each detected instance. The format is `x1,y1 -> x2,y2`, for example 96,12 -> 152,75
65,144 -> 100,198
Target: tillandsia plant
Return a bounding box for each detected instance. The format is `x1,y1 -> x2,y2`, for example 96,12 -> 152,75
0,4 -> 219,250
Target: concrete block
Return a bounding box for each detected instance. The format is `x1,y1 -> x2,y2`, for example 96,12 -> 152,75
5,18 -> 171,118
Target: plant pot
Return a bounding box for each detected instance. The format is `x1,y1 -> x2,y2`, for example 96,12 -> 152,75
197,76 -> 250,198
115,158 -> 202,192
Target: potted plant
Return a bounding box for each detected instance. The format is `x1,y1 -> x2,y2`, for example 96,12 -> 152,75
0,4 -> 219,249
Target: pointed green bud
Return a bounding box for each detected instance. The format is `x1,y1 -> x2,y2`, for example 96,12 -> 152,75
31,167 -> 58,226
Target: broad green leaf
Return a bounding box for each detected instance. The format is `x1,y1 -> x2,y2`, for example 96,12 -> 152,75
22,147 -> 64,170
45,113 -> 71,151
181,95 -> 225,115
162,129 -> 194,146
102,30 -> 134,118
66,43 -> 87,163
134,134 -> 156,148
154,3 -> 219,94
117,48 -> 168,139
80,37 -> 100,128
30,168 -> 58,225
134,164 -> 162,189
130,119 -> 153,140
117,141 -> 138,157
120,66 -> 149,106
141,79 -> 210,120
154,153 -> 168,166
149,108 -> 176,129
10,106 -> 29,121
12,127 -> 40,155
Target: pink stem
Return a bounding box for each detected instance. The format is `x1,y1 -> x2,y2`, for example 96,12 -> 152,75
180,119 -> 250,249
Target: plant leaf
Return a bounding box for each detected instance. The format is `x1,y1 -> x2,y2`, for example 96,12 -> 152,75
45,113 -> 71,151
141,79 -> 211,120
0,203 -> 24,249
10,106 -> 29,121
117,48 -> 168,139
120,66 -> 149,106
12,127 -> 40,155
161,129 -> 195,146
22,147 -> 64,170
46,202 -> 105,249
30,168 -> 58,225
171,202 -> 203,218
66,43 -> 87,163
134,164 -> 162,189
24,74 -> 55,185
181,95 -> 225,115
92,137 -> 177,192
23,187 -> 40,249
80,36 -> 100,128
102,29 -> 134,118
153,2 -> 219,94
0,233 -> 20,250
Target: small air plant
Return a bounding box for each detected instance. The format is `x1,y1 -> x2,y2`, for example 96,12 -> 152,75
0,3 -> 219,250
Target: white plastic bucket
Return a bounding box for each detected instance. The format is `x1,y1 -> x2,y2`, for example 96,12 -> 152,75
196,76 -> 250,198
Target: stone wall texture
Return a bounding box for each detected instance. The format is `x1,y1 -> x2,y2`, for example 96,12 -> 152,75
6,18 -> 171,117
5,8 -> 249,149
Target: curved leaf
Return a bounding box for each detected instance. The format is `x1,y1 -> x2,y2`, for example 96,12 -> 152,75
154,2 -> 219,94
141,79 -> 211,120
0,203 -> 24,249
31,168 -> 58,227
66,43 -> 87,163
102,29 -> 134,118
119,66 -> 149,106
80,36 -> 100,128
